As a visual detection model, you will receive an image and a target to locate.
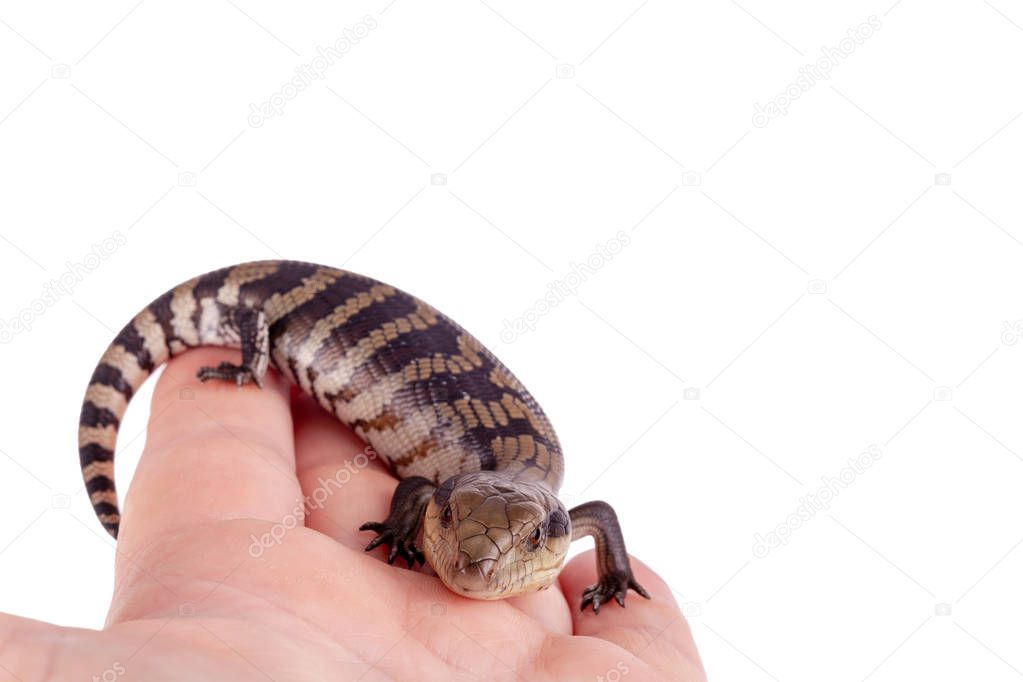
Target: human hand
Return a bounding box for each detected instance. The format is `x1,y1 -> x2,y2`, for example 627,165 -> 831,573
1,348 -> 705,681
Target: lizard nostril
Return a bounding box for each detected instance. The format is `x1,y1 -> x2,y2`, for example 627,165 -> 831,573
454,555 -> 497,583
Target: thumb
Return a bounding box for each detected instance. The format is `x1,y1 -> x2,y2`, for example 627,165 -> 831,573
0,611 -> 120,680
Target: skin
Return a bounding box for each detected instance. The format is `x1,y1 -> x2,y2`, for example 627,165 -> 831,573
0,349 -> 706,681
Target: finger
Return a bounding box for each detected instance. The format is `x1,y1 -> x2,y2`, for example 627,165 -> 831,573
0,612 -> 134,678
506,584 -> 573,634
290,392 -> 397,554
558,551 -> 705,680
118,348 -> 302,557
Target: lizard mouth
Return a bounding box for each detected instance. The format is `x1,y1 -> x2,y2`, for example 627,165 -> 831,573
447,557 -> 501,596
424,526 -> 508,599
456,554 -> 498,584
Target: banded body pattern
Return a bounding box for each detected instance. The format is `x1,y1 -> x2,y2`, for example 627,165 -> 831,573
78,260 -> 563,538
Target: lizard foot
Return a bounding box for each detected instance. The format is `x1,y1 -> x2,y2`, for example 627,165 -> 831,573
359,477 -> 434,570
580,569 -> 651,614
359,518 -> 425,568
197,361 -> 262,388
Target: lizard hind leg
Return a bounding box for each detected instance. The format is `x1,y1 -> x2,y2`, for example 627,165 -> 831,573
196,306 -> 270,388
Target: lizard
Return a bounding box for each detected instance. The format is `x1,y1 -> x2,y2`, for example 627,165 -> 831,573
77,260 -> 649,612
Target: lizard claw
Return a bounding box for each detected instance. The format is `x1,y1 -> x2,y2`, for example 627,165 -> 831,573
197,361 -> 260,387
580,570 -> 650,614
359,519 -> 425,568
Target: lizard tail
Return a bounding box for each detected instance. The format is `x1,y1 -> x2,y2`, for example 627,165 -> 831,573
78,307 -> 170,539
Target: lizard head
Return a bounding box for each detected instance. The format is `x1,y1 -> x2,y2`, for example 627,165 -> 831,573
422,472 -> 571,599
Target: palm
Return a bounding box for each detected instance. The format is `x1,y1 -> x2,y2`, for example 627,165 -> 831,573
2,350 -> 704,681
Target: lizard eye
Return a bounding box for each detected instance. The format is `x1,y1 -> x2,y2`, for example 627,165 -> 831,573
441,504 -> 453,528
526,525 -> 544,551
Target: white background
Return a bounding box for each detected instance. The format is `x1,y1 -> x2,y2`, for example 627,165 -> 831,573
1,1 -> 1022,680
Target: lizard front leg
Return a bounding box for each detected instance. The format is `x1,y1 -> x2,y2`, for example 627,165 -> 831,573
570,501 -> 651,613
360,476 -> 436,568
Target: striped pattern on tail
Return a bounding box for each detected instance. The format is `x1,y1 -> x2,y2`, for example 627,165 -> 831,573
78,309 -> 171,538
